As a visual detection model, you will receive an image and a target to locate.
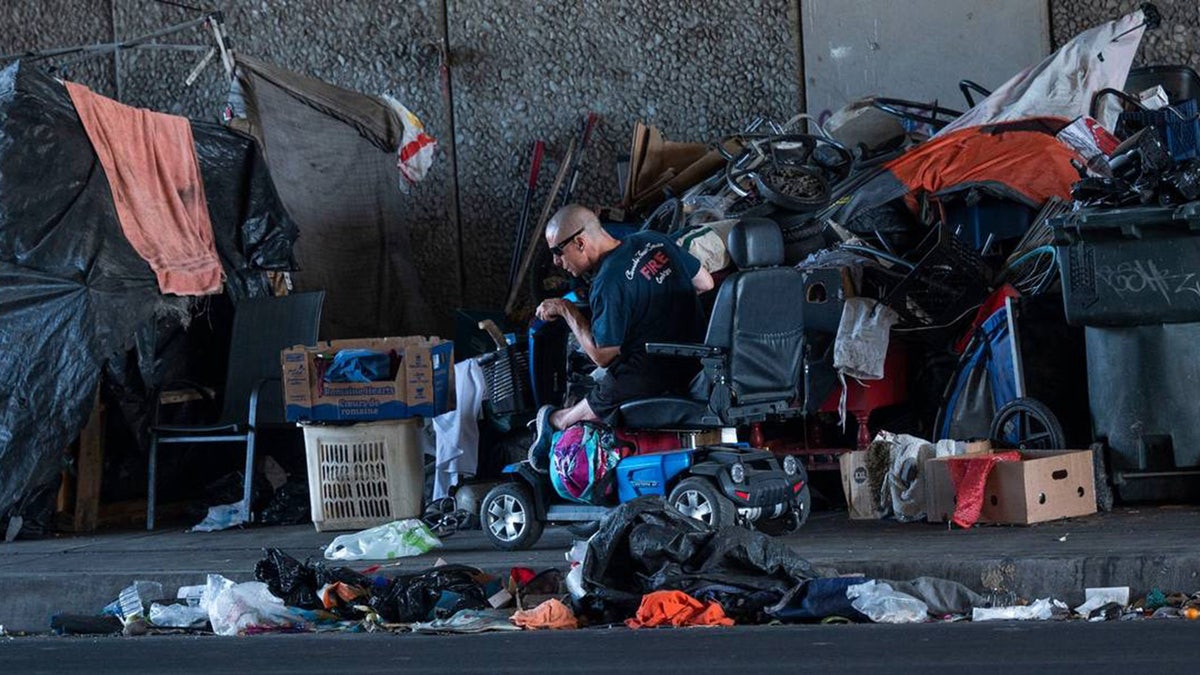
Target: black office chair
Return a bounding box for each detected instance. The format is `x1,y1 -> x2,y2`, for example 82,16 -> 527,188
146,291 -> 324,529
615,219 -> 808,429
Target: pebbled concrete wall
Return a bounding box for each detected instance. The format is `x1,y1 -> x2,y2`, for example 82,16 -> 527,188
0,0 -> 800,333
1051,0 -> 1200,66
447,0 -> 802,309
3,0 -> 1197,331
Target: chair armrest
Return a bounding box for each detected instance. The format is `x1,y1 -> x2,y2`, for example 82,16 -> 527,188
247,376 -> 282,427
645,343 -> 726,359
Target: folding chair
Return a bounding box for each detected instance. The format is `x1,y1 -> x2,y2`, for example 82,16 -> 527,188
146,291 -> 324,529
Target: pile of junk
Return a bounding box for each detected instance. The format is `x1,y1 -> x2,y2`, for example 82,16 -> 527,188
42,498 -> 1200,637
463,3 -> 1200,542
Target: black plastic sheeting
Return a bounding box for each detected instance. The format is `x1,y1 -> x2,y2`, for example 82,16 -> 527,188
0,60 -> 298,530
580,497 -> 826,623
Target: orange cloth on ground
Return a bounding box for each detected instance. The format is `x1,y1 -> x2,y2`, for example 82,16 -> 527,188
65,81 -> 222,295
625,590 -> 734,629
510,598 -> 578,630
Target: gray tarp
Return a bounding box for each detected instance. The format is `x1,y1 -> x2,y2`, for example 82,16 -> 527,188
234,56 -> 433,339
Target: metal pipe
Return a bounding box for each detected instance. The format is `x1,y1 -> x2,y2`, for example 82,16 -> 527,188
1119,470 -> 1200,480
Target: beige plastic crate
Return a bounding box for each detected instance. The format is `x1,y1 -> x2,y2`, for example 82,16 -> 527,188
302,419 -> 424,532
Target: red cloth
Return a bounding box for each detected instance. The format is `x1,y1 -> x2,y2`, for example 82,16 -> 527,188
625,590 -> 734,629
947,451 -> 1021,528
509,567 -> 537,587
65,81 -> 222,295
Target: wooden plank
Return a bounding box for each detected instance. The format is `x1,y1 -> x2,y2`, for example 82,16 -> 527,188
72,390 -> 105,533
504,137 -> 576,315
158,387 -> 214,406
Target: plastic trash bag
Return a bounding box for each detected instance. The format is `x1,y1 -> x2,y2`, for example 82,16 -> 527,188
189,501 -> 247,532
149,602 -> 209,629
1075,587 -> 1131,616
201,574 -> 236,612
846,580 -> 929,624
382,95 -> 437,191
323,519 -> 442,561
207,581 -> 307,636
972,597 -> 1063,622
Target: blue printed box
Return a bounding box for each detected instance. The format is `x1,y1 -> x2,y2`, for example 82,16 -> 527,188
281,337 -> 455,422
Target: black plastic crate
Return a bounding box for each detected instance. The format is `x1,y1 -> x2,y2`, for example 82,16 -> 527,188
479,343 -> 534,415
1052,202 -> 1200,326
1117,99 -> 1200,162
882,224 -> 992,327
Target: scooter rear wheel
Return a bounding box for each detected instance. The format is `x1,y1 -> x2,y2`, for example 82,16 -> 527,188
480,483 -> 544,551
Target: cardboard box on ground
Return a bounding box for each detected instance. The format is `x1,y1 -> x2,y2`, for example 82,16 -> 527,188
924,443 -> 1096,525
281,337 -> 455,423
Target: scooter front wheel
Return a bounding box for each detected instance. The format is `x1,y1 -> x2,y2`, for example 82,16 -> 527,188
668,477 -> 736,528
480,483 -> 544,551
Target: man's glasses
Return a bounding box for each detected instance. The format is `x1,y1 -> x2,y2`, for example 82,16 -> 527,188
548,229 -> 583,257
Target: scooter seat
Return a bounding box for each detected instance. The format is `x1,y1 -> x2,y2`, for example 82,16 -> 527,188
616,396 -> 719,430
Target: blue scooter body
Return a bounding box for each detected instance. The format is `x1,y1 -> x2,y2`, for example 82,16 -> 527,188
501,448 -> 695,505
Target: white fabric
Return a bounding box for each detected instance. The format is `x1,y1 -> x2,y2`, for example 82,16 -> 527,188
432,358 -> 486,500
833,298 -> 898,426
834,297 -> 897,381
939,8 -> 1148,135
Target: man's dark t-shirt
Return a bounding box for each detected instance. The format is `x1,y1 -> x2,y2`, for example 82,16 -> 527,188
585,231 -> 705,419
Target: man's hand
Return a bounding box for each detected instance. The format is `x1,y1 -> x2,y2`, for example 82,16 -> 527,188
534,297 -> 619,368
535,298 -> 574,322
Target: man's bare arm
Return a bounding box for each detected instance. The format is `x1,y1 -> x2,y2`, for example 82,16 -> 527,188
535,298 -> 621,367
692,266 -> 714,293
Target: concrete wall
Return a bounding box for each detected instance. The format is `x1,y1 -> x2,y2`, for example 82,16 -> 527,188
0,0 -> 799,334
1051,0 -> 1200,61
3,0 -> 1198,333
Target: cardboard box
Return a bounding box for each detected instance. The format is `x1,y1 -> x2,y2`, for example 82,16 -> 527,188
839,450 -> 883,520
924,448 -> 1096,525
281,337 -> 455,422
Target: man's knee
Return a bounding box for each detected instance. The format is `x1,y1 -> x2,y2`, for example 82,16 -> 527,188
551,399 -> 599,430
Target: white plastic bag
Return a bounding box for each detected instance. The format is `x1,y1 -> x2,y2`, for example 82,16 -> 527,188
149,602 -> 208,629
201,574 -> 235,611
189,501 -> 247,532
847,580 -> 929,624
323,519 -> 442,561
565,540 -> 589,600
382,95 -> 437,191
207,582 -> 304,636
972,598 -> 1062,622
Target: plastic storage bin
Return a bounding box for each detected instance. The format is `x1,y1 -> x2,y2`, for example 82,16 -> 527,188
1085,323 -> 1200,474
1053,202 -> 1200,326
1124,65 -> 1200,105
303,419 -> 424,532
940,193 -> 1037,252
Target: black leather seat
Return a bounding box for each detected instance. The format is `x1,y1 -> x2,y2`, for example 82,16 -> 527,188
616,218 -> 807,429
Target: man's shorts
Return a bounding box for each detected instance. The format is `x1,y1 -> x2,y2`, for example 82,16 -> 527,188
586,352 -> 698,425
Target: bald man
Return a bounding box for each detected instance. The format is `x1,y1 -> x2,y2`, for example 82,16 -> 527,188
529,204 -> 714,466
